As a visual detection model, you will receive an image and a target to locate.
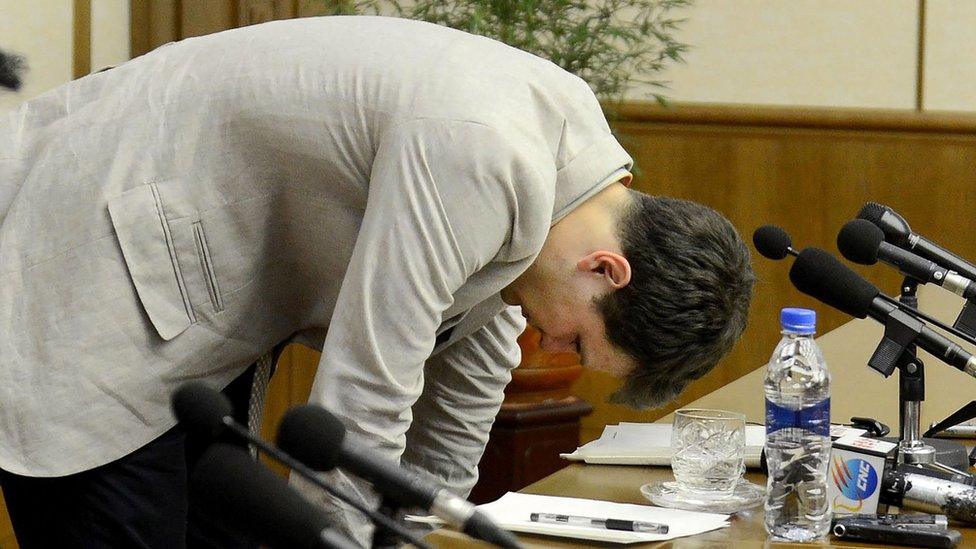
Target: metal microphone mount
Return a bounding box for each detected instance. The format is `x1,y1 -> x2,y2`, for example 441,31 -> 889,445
870,277 -> 972,478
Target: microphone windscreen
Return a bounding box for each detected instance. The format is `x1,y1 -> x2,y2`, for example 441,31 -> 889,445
857,202 -> 888,225
857,202 -> 912,245
0,50 -> 25,91
753,225 -> 792,260
171,382 -> 232,439
277,405 -> 346,472
837,219 -> 884,265
190,443 -> 336,549
789,247 -> 879,319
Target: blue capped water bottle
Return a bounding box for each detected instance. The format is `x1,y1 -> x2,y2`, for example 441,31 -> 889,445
763,307 -> 831,541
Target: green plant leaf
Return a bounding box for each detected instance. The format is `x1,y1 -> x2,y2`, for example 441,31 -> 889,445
311,0 -> 692,103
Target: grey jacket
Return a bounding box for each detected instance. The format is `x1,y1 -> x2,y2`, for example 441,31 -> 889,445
0,15 -> 630,504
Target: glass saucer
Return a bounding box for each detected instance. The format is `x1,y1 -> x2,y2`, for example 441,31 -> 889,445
640,479 -> 765,514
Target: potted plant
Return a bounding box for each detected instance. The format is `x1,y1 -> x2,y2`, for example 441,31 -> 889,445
313,0 -> 689,104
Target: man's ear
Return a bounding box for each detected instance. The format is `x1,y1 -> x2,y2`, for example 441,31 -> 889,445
577,251 -> 631,289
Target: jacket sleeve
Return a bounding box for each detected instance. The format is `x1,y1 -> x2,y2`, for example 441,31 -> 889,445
401,306 -> 525,498
298,118 -> 550,544
307,116 -> 547,451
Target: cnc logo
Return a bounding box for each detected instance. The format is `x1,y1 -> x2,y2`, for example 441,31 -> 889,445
831,457 -> 878,512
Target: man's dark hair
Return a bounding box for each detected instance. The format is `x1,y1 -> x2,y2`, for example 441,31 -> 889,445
0,49 -> 26,91
597,192 -> 755,409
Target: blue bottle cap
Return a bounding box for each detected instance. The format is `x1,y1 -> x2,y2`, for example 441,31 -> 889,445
780,307 -> 816,333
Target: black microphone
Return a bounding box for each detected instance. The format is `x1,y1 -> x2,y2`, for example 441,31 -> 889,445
838,219 -> 976,300
172,381 -> 232,439
753,225 -> 799,260
171,383 -> 433,549
191,443 -> 359,549
277,405 -> 523,549
789,247 -> 976,378
858,203 -> 976,281
755,225 -> 976,348
0,49 -> 25,91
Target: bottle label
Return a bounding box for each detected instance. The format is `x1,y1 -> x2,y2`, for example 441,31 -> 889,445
765,397 -> 830,436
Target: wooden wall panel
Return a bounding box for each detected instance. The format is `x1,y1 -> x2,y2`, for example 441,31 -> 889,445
130,0 -> 240,57
72,0 -> 92,78
130,0 -> 180,57
259,344 -> 319,475
181,0 -> 237,39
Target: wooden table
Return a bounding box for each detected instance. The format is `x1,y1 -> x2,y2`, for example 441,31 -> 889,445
427,287 -> 976,547
427,464 -> 976,548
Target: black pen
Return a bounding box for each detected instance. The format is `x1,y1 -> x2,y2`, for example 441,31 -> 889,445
529,512 -> 669,534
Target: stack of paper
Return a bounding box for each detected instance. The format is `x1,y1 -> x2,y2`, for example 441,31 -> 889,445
408,492 -> 730,543
561,422 -> 766,468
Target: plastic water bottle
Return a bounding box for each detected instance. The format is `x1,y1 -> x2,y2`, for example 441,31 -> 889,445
763,307 -> 831,542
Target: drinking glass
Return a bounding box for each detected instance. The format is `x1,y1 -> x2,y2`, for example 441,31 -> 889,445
670,409 -> 746,497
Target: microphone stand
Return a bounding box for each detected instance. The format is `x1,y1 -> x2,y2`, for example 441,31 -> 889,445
892,277 -> 969,477
220,419 -> 434,549
895,278 -> 934,465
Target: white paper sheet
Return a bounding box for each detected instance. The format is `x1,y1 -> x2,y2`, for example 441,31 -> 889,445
407,492 -> 730,543
561,423 -> 766,467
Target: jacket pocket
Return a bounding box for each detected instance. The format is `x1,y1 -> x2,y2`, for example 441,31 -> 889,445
192,221 -> 223,313
108,182 -> 196,340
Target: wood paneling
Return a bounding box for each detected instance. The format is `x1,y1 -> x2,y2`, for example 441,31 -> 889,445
181,0 -> 237,39
611,102 -> 976,134
129,0 -> 151,57
130,0 -> 180,57
72,0 -> 91,78
0,495 -> 15,548
259,344 -> 319,475
130,0 -> 237,57
239,0 -> 298,25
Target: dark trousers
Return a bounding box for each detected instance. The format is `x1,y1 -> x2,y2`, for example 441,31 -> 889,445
0,367 -> 260,549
